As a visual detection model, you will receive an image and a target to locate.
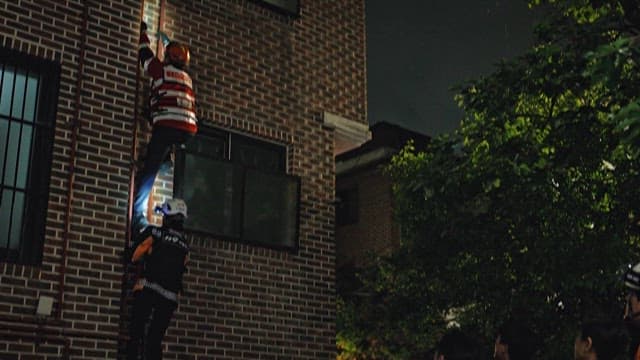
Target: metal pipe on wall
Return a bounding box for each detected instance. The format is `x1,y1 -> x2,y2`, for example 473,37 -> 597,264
58,0 -> 90,320
120,0 -> 147,338
126,0 -> 147,250
123,0 -> 166,278
157,0 -> 167,58
119,0 -> 157,353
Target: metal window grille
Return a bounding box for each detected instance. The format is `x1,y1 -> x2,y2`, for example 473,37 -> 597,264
0,47 -> 59,264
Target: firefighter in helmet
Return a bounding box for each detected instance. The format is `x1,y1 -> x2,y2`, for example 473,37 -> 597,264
127,198 -> 189,360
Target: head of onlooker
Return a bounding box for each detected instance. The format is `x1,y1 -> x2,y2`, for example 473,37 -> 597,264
493,319 -> 537,360
574,320 -> 629,360
623,262 -> 640,359
433,328 -> 482,360
624,263 -> 640,324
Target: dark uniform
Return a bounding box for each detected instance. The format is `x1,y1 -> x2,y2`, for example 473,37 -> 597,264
126,225 -> 189,360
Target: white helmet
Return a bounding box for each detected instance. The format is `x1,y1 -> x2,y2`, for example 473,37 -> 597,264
155,198 -> 188,218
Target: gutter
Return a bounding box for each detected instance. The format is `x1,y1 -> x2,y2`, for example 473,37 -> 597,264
335,147 -> 397,176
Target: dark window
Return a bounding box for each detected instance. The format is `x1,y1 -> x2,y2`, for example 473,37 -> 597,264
0,47 -> 60,265
175,126 -> 300,250
336,187 -> 358,226
251,0 -> 300,16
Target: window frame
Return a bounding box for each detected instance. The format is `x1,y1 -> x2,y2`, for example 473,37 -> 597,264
174,125 -> 300,252
0,46 -> 60,265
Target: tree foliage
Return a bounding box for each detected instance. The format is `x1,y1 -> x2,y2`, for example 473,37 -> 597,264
338,1 -> 640,358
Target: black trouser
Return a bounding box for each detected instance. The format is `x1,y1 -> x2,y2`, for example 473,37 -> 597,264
126,287 -> 177,360
132,126 -> 194,223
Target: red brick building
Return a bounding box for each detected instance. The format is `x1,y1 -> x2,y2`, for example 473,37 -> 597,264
335,122 -> 429,275
0,0 -> 367,358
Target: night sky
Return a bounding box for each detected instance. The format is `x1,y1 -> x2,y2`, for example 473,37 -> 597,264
366,0 -> 539,136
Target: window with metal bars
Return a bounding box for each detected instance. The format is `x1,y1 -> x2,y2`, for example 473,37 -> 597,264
174,126 -> 300,251
0,47 -> 60,265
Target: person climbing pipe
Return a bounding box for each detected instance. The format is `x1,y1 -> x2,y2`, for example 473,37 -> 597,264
132,21 -> 198,234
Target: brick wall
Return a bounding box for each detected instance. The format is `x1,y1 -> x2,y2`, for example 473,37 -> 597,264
0,0 -> 366,358
335,163 -> 400,270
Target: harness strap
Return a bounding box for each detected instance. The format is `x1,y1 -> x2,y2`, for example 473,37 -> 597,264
139,278 -> 178,303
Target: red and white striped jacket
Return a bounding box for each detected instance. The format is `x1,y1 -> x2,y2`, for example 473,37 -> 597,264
139,30 -> 197,134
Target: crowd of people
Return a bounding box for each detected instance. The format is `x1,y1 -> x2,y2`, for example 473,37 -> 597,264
425,262 -> 640,360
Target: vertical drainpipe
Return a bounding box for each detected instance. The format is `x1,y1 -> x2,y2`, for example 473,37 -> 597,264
120,0 -> 147,343
126,0 -> 165,247
157,0 -> 166,58
123,0 -> 165,308
120,0 -> 168,343
58,0 -> 89,320
145,0 -> 166,218
126,0 -> 147,251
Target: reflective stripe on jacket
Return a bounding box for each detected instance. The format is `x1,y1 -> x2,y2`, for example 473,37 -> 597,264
139,30 -> 197,134
132,226 -> 189,295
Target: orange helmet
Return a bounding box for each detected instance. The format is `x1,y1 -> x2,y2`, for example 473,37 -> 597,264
165,41 -> 190,69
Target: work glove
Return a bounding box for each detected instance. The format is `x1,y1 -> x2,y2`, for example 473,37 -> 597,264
157,31 -> 171,47
141,20 -> 170,46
